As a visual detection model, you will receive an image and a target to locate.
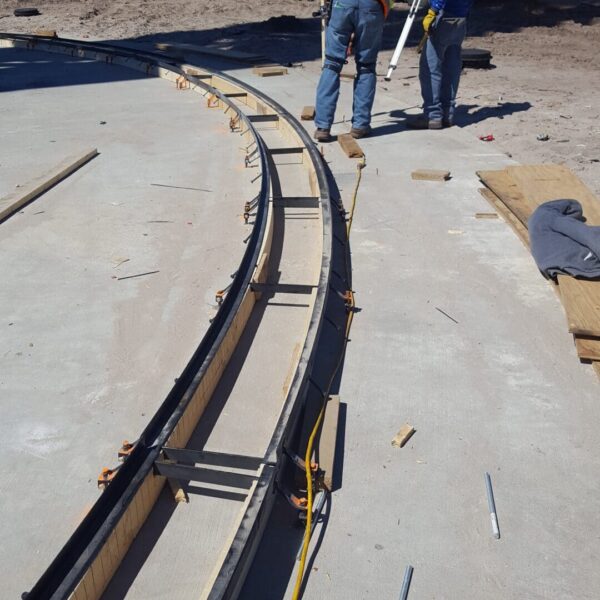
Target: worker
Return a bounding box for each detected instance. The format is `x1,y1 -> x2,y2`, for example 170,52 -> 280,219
407,0 -> 473,129
314,0 -> 394,142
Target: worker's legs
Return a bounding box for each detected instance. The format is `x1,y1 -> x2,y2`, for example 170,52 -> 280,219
439,18 -> 467,123
315,1 -> 357,130
419,28 -> 449,122
351,0 -> 384,129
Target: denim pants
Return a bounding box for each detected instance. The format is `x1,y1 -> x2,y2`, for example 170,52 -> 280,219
419,17 -> 467,122
315,0 -> 384,130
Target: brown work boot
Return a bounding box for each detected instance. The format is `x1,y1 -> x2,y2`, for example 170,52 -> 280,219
350,126 -> 371,139
407,115 -> 443,130
314,128 -> 332,142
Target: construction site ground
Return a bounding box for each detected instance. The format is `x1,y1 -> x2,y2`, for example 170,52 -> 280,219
2,1 -> 600,599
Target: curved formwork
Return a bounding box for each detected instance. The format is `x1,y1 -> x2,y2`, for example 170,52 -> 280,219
0,34 -> 333,600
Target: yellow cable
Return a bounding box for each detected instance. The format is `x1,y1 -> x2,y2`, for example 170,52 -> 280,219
292,156 -> 365,600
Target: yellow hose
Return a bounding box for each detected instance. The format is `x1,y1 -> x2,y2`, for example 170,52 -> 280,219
292,156 -> 365,600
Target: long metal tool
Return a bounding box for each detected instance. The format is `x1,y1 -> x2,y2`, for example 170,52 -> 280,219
384,0 -> 423,81
485,472 -> 501,539
399,565 -> 414,600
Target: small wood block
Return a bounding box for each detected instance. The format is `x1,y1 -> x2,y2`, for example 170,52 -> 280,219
475,213 -> 499,219
33,29 -> 57,38
392,424 -> 416,448
252,66 -> 288,77
301,105 -> 316,121
593,361 -> 600,381
340,72 -> 355,80
411,169 -> 451,182
318,395 -> 340,492
338,133 -> 364,159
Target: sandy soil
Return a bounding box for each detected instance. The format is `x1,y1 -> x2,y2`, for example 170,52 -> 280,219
1,0 -> 599,194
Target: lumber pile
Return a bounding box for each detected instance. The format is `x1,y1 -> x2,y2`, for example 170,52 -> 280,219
478,164 -> 600,379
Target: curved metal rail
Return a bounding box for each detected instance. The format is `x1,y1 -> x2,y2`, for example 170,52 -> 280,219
1,33 -> 333,600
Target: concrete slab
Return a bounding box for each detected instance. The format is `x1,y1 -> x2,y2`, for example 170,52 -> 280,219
0,47 -> 257,597
225,57 -> 600,600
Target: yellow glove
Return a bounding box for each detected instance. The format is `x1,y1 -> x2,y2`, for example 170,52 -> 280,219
423,8 -> 438,33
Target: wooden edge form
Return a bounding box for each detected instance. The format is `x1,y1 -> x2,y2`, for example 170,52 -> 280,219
411,169 -> 451,182
318,395 -> 340,492
479,187 -> 530,248
0,148 -> 99,223
338,133 -> 364,159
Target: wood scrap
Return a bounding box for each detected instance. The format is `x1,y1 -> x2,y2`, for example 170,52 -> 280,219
33,29 -> 57,37
301,105 -> 315,121
392,425 -> 415,448
411,169 -> 451,182
338,133 -> 364,159
252,66 -> 288,77
318,395 -> 340,492
0,148 -> 98,223
475,213 -> 499,219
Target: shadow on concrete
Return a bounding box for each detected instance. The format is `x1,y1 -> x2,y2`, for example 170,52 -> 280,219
2,0 -> 599,93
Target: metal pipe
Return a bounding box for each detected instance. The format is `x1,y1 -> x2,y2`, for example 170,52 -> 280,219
399,565 -> 414,600
485,472 -> 501,539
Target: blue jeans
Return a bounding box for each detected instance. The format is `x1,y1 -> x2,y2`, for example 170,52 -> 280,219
419,17 -> 467,122
315,0 -> 384,130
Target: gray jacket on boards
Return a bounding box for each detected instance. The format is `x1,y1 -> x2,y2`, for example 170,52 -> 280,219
528,199 -> 600,280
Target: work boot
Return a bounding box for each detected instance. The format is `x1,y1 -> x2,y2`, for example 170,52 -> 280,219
350,126 -> 371,139
406,115 -> 443,130
314,128 -> 332,142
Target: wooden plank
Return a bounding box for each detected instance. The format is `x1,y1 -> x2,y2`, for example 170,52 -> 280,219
33,29 -> 58,38
411,169 -> 450,182
318,395 -> 340,492
479,187 -> 530,248
574,335 -> 600,361
391,424 -> 416,448
593,361 -> 600,380
0,148 -> 98,223
507,164 -> 600,225
557,275 -> 600,336
475,212 -> 499,219
252,66 -> 288,77
301,105 -> 315,121
477,168 -> 536,226
337,133 -> 364,159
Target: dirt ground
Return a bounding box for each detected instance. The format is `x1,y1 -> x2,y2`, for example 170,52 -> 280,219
2,0 -> 599,194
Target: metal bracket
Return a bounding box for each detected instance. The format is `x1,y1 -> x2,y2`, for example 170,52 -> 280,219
284,447 -> 318,474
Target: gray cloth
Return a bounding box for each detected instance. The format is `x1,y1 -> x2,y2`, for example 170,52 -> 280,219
528,199 -> 600,280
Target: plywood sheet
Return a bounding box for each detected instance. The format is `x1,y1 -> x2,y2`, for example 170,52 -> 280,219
507,164 -> 600,225
574,335 -> 600,361
557,275 -> 600,336
477,169 -> 536,226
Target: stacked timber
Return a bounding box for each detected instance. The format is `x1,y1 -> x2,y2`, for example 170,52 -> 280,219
478,164 -> 600,380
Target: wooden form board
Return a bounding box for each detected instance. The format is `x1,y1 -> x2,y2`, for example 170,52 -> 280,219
0,148 -> 98,223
